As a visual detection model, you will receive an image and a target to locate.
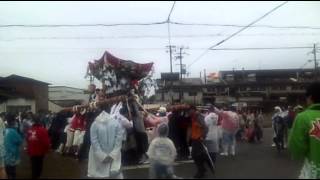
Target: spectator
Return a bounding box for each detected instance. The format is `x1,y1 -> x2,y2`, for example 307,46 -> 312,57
147,123 -> 177,179
204,106 -> 219,172
214,107 -> 240,157
4,114 -> 23,179
289,82 -> 320,179
22,112 -> 34,138
26,116 -> 51,179
272,107 -> 285,152
0,113 -> 6,178
255,110 -> 264,142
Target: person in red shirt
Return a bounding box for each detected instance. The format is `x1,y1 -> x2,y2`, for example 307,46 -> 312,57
26,116 -> 50,179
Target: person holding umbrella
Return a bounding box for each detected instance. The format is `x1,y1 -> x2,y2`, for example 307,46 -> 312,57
204,105 -> 219,172
189,105 -> 212,178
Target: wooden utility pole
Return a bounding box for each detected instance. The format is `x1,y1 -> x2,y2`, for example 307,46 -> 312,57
175,46 -> 188,102
175,46 -> 188,80
313,44 -> 318,80
166,45 -> 176,73
204,69 -> 207,84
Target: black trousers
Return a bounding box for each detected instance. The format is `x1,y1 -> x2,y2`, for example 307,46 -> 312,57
78,131 -> 91,161
192,140 -> 207,176
134,131 -> 149,156
5,165 -> 16,179
31,156 -> 44,179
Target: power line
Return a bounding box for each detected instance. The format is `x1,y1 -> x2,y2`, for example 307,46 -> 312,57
0,46 -> 314,51
2,21 -> 320,30
0,22 -> 167,28
210,46 -> 313,51
167,1 -> 176,22
188,1 -> 288,68
166,1 -> 177,73
170,21 -> 320,30
2,33 -> 320,41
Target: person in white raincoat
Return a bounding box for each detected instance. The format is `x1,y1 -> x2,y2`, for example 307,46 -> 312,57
110,102 -> 133,145
87,110 -> 125,179
204,107 -> 219,168
147,123 -> 177,179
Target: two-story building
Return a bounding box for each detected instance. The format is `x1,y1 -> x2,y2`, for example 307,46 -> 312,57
155,68 -> 317,111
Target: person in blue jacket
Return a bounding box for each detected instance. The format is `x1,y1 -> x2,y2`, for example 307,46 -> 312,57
4,114 -> 23,179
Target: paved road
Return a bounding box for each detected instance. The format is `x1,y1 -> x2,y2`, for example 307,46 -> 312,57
16,128 -> 303,179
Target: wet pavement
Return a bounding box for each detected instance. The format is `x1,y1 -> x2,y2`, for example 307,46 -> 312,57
16,128 -> 303,179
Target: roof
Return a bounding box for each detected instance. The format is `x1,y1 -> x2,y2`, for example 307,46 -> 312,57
219,68 -> 314,77
172,78 -> 203,86
0,74 -> 50,85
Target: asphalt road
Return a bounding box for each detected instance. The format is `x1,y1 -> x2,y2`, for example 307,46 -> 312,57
16,128 -> 303,179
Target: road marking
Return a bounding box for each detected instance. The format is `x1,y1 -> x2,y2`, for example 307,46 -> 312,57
123,160 -> 194,170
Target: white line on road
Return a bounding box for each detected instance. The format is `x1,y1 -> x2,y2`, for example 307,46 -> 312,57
123,160 -> 194,170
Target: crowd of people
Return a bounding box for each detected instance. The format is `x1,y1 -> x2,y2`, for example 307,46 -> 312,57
0,102 -> 265,179
0,111 -> 51,179
0,81 -> 319,179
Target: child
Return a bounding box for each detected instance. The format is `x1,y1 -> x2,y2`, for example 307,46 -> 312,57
4,114 -> 23,179
147,123 -> 177,179
26,116 -> 50,179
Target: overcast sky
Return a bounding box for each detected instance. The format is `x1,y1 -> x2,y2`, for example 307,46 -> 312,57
1,1 -> 320,89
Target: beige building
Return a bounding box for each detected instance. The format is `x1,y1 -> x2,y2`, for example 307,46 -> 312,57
48,86 -> 89,112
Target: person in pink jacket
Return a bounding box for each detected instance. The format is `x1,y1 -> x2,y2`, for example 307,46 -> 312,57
214,107 -> 240,157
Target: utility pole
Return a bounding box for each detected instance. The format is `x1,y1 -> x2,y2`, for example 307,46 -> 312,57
175,46 -> 188,79
313,44 -> 318,80
179,47 -> 183,80
175,46 -> 188,102
166,45 -> 176,73
204,69 -> 207,84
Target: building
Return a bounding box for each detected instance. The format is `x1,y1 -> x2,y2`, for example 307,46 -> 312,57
49,86 -> 89,112
155,68 -> 317,111
155,78 -> 204,105
0,75 -> 49,114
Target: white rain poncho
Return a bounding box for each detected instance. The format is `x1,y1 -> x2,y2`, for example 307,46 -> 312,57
110,102 -> 133,141
204,112 -> 220,153
147,124 -> 177,166
87,110 -> 124,179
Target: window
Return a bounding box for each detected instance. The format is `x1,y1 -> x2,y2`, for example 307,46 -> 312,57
240,87 -> 246,91
188,92 -> 197,96
248,73 -> 256,82
226,74 -> 234,81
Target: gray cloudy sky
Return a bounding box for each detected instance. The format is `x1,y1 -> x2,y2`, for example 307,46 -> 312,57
1,1 -> 320,89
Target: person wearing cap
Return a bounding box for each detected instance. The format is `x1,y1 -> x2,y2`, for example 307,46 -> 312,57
147,123 -> 177,179
4,114 -> 23,179
289,82 -> 320,178
26,115 -> 50,179
157,107 -> 167,117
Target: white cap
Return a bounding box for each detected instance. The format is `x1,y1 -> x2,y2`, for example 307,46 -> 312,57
158,107 -> 167,113
274,106 -> 282,112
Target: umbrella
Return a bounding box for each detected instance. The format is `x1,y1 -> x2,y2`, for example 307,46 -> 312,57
200,142 -> 215,174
